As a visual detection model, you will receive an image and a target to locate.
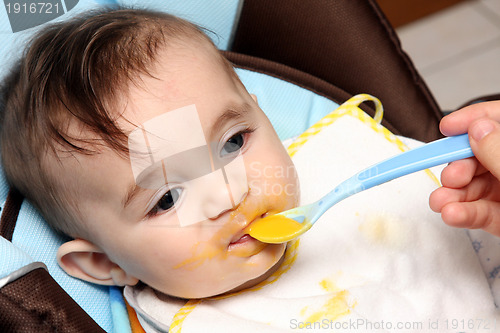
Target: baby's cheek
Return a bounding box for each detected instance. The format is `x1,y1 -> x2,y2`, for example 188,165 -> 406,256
272,159 -> 299,207
288,174 -> 301,207
249,154 -> 295,194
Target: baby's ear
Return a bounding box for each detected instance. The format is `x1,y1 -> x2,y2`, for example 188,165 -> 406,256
57,239 -> 138,287
250,94 -> 258,103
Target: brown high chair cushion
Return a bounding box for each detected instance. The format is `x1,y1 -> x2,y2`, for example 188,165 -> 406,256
230,0 -> 443,142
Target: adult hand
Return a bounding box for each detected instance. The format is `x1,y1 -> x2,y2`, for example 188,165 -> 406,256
429,101 -> 500,237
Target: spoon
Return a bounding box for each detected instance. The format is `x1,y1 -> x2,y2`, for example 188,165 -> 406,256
246,134 -> 473,243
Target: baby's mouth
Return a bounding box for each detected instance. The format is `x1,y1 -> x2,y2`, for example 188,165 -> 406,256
229,233 -> 254,245
226,212 -> 271,257
227,233 -> 267,257
228,210 -> 269,244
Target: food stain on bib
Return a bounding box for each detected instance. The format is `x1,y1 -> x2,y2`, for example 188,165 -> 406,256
300,277 -> 356,323
358,212 -> 405,248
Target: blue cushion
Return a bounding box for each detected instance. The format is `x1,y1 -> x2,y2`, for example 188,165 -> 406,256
0,162 -> 33,279
0,0 -> 242,76
236,68 -> 339,140
0,237 -> 33,279
0,1 -> 114,76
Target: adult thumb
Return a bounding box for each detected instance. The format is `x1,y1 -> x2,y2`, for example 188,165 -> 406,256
469,118 -> 500,180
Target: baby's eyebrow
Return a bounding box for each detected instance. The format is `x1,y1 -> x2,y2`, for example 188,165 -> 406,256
209,102 -> 252,138
123,162 -> 167,208
123,183 -> 144,208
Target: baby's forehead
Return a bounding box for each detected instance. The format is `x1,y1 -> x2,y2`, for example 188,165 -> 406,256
127,104 -> 206,186
128,104 -> 203,157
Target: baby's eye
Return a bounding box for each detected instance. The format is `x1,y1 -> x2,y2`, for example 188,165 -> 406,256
220,132 -> 245,157
148,187 -> 182,217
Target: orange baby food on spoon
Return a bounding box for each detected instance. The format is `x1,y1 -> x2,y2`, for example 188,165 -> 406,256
247,215 -> 311,244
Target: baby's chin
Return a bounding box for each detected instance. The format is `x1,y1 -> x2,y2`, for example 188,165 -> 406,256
220,242 -> 287,296
157,245 -> 287,300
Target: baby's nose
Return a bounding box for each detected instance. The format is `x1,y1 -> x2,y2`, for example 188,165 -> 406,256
199,150 -> 248,220
202,174 -> 248,220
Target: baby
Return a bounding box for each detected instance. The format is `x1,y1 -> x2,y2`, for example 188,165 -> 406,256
0,8 -> 299,300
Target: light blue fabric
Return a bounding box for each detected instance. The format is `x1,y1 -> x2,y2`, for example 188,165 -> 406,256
0,158 -> 33,279
0,0 -> 118,77
0,0 -> 242,78
236,68 -> 340,140
0,236 -> 33,279
110,286 -> 132,333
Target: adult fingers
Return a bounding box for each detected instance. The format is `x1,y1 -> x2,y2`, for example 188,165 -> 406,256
469,118 -> 500,182
440,101 -> 500,136
429,173 -> 498,212
441,200 -> 500,237
429,186 -> 456,213
439,158 -> 477,189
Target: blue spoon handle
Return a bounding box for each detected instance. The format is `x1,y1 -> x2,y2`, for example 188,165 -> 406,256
321,134 -> 473,210
358,133 -> 473,189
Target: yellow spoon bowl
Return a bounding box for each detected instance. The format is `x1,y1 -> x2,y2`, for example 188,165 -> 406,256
246,214 -> 311,244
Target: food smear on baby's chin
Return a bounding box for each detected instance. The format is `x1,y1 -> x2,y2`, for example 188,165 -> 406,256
246,214 -> 307,243
300,278 -> 356,323
173,208 -> 274,270
173,241 -> 221,270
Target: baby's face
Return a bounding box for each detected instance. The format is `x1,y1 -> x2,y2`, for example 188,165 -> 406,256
67,40 -> 299,298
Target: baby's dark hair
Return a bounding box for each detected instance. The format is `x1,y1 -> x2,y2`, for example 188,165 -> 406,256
0,8 -> 218,237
